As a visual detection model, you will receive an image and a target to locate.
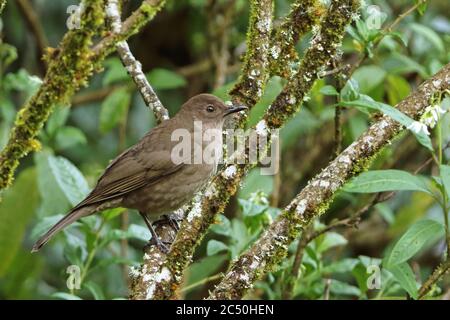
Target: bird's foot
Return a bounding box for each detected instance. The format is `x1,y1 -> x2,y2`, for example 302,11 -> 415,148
144,237 -> 171,254
153,214 -> 181,232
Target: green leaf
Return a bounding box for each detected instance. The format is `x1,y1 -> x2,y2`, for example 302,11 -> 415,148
127,224 -> 150,241
238,168 -> 273,198
3,69 -> 42,97
375,203 -> 395,225
385,262 -> 418,299
210,214 -> 231,236
352,65 -> 386,94
103,208 -> 125,221
386,74 -> 410,105
329,279 -> 361,297
186,254 -> 227,289
410,23 -> 445,53
340,97 -> 433,151
51,292 -> 82,300
344,170 -> 432,195
320,85 -> 339,96
385,219 -> 445,267
0,168 -> 39,276
386,52 -> 429,78
247,76 -> 283,127
55,126 -> 87,151
146,68 -> 187,90
36,152 -> 89,213
84,281 -> 105,300
238,198 -> 268,216
206,239 -> 229,256
103,58 -> 128,85
340,78 -> 360,101
47,155 -> 90,206
46,105 -> 70,136
30,214 -> 65,241
315,232 -> 347,253
440,165 -> 450,201
99,87 -> 131,133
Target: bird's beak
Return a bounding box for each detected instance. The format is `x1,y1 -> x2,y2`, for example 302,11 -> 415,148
224,105 -> 248,117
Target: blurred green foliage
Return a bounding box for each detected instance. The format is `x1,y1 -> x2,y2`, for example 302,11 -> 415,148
0,0 -> 449,300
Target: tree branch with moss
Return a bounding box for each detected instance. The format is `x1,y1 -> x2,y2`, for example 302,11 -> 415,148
129,0 -> 276,300
208,62 -> 450,300
0,0 -> 166,193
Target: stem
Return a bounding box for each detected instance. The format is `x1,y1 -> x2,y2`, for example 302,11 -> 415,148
180,274 -> 223,293
79,220 -> 106,286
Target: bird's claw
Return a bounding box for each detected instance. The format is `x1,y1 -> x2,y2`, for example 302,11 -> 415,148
153,214 -> 181,232
144,237 -> 171,254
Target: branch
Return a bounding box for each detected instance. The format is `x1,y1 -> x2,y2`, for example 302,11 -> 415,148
92,0 -> 166,61
268,0 -> 323,78
106,0 -> 169,123
0,0 -> 104,191
129,0 -> 275,300
129,0 -> 356,300
419,258 -> 450,299
208,63 -> 450,299
0,0 -> 166,192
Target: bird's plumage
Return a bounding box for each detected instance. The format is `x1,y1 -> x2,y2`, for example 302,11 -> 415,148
32,94 -> 244,252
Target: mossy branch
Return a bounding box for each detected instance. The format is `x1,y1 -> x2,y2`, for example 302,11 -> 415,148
92,0 -> 166,62
208,63 -> 450,300
129,0 -> 358,300
129,0 -> 275,300
268,0 -> 323,78
0,0 -> 166,192
106,0 -> 169,123
0,0 -> 104,191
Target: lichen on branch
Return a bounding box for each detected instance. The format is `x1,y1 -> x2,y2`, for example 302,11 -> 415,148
92,0 -> 166,61
208,63 -> 450,300
106,0 -> 169,123
0,0 -> 166,192
0,0 -> 104,191
265,0 -> 360,129
268,0 -> 324,78
129,0 -> 275,300
129,0 -> 360,301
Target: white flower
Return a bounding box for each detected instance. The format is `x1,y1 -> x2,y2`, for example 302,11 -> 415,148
422,104 -> 447,128
407,121 -> 430,136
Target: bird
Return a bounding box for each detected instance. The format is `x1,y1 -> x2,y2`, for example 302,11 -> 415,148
32,94 -> 246,253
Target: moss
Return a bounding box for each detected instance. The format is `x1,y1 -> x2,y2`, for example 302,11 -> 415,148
265,0 -> 360,128
229,0 -> 273,107
0,0 -> 167,192
92,0 -> 166,62
0,0 -> 105,190
269,0 -> 324,78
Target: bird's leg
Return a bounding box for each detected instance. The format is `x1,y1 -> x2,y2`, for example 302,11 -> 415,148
139,212 -> 170,254
153,214 -> 181,232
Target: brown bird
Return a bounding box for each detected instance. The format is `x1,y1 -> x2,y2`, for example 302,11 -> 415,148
32,94 -> 246,252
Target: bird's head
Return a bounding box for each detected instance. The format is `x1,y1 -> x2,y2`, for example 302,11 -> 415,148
178,94 -> 247,126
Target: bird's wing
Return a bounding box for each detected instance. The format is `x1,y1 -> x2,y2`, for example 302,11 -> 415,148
72,125 -> 183,210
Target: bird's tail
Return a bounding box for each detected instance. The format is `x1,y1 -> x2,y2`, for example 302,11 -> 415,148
31,207 -> 90,252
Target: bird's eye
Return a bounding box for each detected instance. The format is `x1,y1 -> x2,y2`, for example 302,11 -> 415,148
206,105 -> 215,113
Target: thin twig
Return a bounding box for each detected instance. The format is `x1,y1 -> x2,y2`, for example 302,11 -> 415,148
106,0 -> 169,123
